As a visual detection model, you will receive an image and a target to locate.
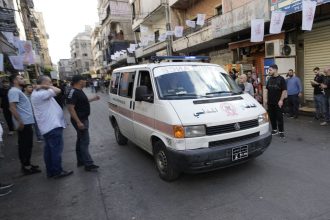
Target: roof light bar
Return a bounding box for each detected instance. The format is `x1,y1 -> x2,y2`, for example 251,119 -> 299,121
151,56 -> 210,62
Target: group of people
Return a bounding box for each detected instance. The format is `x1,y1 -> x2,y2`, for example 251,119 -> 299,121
88,78 -> 110,94
0,74 -> 100,196
238,64 -> 330,140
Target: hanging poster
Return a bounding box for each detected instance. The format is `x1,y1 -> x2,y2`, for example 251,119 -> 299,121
186,20 -> 196,28
196,14 -> 206,26
269,11 -> 286,34
302,0 -> 316,31
174,26 -> 184,37
251,19 -> 264,42
9,56 -> 24,70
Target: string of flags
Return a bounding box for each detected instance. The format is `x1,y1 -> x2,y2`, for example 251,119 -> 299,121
110,13 -> 207,59
251,0 -> 317,42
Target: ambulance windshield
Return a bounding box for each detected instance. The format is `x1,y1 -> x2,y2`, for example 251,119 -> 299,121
154,65 -> 241,100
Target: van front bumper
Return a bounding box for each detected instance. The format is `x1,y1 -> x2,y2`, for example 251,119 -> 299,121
167,132 -> 272,173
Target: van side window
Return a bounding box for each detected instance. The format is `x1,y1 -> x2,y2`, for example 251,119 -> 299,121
119,71 -> 136,98
138,71 -> 153,94
110,72 -> 120,94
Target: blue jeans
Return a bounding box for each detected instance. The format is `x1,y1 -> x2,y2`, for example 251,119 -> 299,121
71,119 -> 94,166
314,94 -> 326,119
43,127 -> 64,177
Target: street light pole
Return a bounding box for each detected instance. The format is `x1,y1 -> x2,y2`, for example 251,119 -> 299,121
165,0 -> 172,56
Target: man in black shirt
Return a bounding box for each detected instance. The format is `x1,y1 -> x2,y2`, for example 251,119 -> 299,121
266,64 -> 287,138
311,67 -> 325,121
320,66 -> 330,125
0,80 -> 14,135
67,75 -> 100,171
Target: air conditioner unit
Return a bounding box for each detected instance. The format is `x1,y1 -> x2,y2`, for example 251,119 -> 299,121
281,44 -> 296,56
265,39 -> 284,57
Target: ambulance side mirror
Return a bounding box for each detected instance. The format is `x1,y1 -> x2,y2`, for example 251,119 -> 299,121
135,86 -> 153,103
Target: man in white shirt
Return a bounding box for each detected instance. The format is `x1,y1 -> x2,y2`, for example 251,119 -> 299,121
239,74 -> 255,96
31,76 -> 73,179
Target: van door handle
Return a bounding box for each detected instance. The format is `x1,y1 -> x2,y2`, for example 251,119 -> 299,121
133,102 -> 135,110
130,101 -> 132,109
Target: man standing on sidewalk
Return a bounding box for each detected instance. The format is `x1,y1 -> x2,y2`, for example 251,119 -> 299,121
67,75 -> 100,172
8,73 -> 41,175
320,66 -> 330,126
266,64 -> 288,138
311,67 -> 325,120
286,69 -> 303,119
0,80 -> 15,135
31,76 -> 73,179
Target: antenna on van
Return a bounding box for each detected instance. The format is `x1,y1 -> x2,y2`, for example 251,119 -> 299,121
150,56 -> 210,63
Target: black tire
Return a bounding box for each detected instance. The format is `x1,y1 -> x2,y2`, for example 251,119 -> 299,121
153,141 -> 180,181
114,122 -> 128,145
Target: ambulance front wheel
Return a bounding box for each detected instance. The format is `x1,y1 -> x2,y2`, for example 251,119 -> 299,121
153,141 -> 180,181
114,122 -> 128,145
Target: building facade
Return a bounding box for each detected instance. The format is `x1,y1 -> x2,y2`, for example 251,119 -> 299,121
97,0 -> 135,75
70,26 -> 93,75
58,59 -> 74,80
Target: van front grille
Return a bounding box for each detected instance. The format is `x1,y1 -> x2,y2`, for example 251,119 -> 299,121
206,119 -> 259,136
209,132 -> 260,147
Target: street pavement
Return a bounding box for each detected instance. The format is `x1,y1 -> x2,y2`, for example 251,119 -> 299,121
0,89 -> 330,220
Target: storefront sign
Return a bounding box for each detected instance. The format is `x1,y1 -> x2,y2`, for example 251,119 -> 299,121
271,0 -> 330,14
212,0 -> 270,39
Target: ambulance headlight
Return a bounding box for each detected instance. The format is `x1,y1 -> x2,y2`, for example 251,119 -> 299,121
258,113 -> 269,125
184,125 -> 206,138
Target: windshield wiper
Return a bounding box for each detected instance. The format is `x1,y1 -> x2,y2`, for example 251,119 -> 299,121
163,93 -> 199,97
205,91 -> 233,95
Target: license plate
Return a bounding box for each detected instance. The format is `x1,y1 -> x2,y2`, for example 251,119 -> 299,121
232,145 -> 248,161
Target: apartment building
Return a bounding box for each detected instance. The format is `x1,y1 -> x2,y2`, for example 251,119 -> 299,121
97,0 -> 135,75
91,25 -> 103,75
70,26 -> 93,75
33,11 -> 52,69
58,59 -> 74,79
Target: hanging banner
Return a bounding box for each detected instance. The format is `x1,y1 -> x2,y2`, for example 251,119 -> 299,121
251,19 -> 264,42
196,14 -> 206,26
9,56 -> 24,70
21,41 -> 35,65
1,31 -> 15,45
186,20 -> 196,28
140,25 -> 149,33
158,33 -> 167,42
0,53 -> 3,72
269,11 -> 286,34
174,26 -> 184,37
302,0 -> 316,31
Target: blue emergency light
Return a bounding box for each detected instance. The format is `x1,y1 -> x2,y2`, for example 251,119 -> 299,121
151,56 -> 210,62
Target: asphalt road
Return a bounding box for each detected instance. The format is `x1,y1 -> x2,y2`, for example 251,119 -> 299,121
0,89 -> 330,220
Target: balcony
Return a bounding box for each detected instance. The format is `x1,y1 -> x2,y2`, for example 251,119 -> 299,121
132,1 -> 166,31
169,0 -> 194,9
135,41 -> 167,58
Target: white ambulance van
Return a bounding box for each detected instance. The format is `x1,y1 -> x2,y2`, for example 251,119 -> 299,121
108,56 -> 271,181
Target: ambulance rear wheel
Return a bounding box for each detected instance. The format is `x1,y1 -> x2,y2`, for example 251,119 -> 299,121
114,122 -> 128,145
154,141 -> 180,181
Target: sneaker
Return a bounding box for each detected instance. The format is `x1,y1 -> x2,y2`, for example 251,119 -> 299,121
320,122 -> 328,126
0,183 -> 14,190
36,139 -> 43,143
271,130 -> 278,135
279,132 -> 285,138
0,190 -> 12,197
77,162 -> 84,167
85,164 -> 99,172
8,131 -> 14,136
53,170 -> 73,179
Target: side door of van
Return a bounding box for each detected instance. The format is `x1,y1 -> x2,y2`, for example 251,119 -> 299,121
111,70 -> 137,140
132,69 -> 155,153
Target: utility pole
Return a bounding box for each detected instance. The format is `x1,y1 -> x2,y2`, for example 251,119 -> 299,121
164,0 -> 172,56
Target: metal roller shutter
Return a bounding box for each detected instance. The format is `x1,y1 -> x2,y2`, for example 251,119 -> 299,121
304,25 -> 330,101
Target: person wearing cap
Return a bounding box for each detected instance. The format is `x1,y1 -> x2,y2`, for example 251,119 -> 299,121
67,75 -> 100,172
266,64 -> 287,138
31,75 -> 73,179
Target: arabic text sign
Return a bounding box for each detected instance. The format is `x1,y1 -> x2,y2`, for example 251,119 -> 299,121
271,0 -> 330,14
